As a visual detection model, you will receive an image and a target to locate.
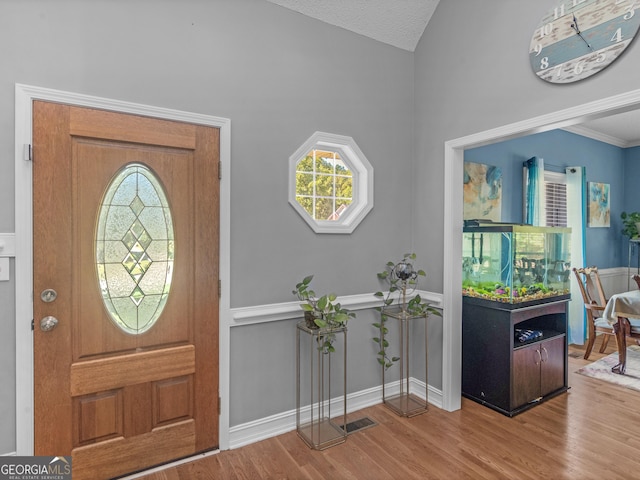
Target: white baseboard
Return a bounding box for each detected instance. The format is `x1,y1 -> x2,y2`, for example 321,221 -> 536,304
2,381 -> 442,457
228,379 -> 443,449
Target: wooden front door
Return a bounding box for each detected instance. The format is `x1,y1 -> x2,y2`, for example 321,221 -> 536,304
32,101 -> 219,480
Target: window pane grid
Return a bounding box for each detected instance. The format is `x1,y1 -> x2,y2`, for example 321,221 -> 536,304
295,149 -> 353,221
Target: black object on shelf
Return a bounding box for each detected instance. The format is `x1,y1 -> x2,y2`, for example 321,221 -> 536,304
515,328 -> 543,343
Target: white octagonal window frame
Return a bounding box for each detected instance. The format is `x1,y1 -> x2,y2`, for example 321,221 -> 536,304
288,132 -> 374,234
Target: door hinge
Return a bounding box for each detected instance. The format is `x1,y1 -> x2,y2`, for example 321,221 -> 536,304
218,161 -> 222,180
31,319 -> 34,331
218,396 -> 221,415
24,144 -> 32,162
218,279 -> 221,298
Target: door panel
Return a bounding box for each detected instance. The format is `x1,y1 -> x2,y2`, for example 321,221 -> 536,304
75,140 -> 192,358
33,101 -> 219,480
511,344 -> 541,409
541,336 -> 566,396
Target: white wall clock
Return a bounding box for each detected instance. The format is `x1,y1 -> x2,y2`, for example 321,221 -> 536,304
530,0 -> 640,83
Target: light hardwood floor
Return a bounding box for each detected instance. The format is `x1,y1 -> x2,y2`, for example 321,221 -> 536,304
136,338 -> 640,480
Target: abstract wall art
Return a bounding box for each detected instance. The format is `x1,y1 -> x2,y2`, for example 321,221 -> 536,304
463,161 -> 502,222
588,182 -> 610,228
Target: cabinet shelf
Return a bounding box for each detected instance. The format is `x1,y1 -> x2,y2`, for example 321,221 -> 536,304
513,330 -> 564,349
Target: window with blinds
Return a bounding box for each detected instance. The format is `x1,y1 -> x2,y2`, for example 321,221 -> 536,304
544,171 -> 567,227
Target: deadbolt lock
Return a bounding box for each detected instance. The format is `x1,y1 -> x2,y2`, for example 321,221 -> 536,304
40,289 -> 58,303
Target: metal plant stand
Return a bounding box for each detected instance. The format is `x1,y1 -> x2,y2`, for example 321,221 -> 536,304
296,321 -> 347,450
381,308 -> 428,417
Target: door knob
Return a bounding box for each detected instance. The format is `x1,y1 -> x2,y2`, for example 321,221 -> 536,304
40,316 -> 59,332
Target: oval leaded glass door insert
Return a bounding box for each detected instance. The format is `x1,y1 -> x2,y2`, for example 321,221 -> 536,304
96,163 -> 174,334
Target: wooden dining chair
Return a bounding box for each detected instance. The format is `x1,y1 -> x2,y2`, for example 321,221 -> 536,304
573,266 -> 614,359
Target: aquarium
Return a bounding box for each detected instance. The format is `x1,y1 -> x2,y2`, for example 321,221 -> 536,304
462,223 -> 571,306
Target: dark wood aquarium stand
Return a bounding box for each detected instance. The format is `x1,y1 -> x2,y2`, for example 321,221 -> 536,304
462,296 -> 569,417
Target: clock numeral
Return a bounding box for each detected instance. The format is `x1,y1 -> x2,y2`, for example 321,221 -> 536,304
595,51 -> 607,63
612,27 -> 623,43
537,22 -> 554,39
573,60 -> 587,75
554,5 -> 565,19
624,5 -> 635,19
553,63 -> 564,78
540,56 -> 550,70
534,44 -> 543,56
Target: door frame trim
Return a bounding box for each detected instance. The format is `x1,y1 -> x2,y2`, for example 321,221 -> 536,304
441,88 -> 640,412
14,83 -> 232,454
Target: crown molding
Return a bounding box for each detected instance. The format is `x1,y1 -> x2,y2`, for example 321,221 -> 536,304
562,124 -> 631,148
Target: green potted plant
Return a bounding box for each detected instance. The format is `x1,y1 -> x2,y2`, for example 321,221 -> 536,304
292,275 -> 355,353
621,211 -> 640,238
372,253 -> 441,369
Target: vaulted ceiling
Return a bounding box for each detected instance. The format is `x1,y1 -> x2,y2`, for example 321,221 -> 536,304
265,0 -> 440,52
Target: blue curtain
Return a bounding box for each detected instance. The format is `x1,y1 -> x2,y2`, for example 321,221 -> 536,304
566,166 -> 587,345
523,157 -> 545,226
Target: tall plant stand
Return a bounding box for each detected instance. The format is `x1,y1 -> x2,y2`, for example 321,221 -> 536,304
381,309 -> 428,417
296,321 -> 347,450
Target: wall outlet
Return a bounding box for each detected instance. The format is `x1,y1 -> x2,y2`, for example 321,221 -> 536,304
0,258 -> 9,281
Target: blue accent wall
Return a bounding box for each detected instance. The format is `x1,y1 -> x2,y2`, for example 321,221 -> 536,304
465,129 -> 626,269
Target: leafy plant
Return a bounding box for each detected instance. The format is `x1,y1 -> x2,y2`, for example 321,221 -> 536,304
292,275 -> 355,353
621,211 -> 640,238
372,253 -> 442,370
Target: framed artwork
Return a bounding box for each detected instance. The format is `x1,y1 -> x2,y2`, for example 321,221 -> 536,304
588,182 -> 610,228
463,161 -> 502,222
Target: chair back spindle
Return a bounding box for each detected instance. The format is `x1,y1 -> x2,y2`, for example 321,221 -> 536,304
573,266 -> 612,359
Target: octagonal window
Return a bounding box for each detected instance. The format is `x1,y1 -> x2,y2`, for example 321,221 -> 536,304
288,132 -> 373,234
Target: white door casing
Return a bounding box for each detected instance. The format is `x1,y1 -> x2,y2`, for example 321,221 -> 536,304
441,88 -> 640,412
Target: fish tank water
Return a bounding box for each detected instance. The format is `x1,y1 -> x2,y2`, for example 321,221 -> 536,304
462,223 -> 571,307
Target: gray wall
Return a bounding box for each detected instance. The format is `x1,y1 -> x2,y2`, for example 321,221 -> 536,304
7,0 -> 640,455
413,0 -> 640,388
1,0 -> 415,452
414,0 -> 640,289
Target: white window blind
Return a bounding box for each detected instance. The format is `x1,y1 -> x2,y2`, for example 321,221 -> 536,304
544,171 -> 567,227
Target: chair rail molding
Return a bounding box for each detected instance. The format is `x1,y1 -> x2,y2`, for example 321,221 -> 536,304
230,290 -> 443,326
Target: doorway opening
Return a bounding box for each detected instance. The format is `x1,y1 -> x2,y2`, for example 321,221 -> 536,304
441,88 -> 640,411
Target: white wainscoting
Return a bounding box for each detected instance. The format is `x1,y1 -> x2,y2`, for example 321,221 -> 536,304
228,290 -> 444,449
598,267 -> 634,296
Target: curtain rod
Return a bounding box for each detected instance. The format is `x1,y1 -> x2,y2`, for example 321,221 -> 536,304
525,159 -> 575,172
